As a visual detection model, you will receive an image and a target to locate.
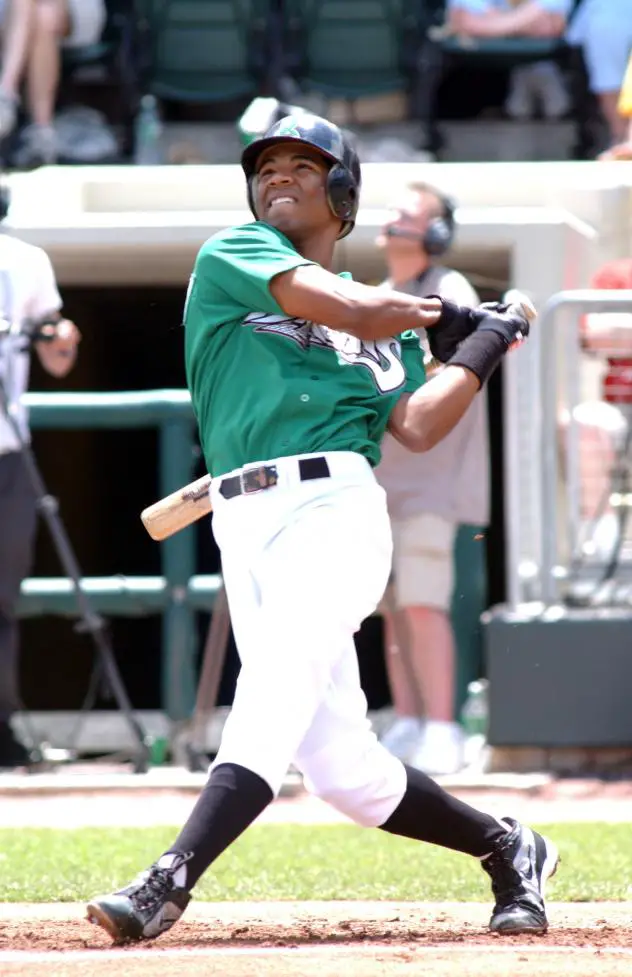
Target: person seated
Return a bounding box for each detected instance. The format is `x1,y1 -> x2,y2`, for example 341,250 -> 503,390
0,0 -> 106,166
567,0 -> 632,150
446,0 -> 573,120
598,49 -> 632,159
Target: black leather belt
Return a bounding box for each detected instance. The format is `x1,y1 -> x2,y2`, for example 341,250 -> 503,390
219,456 -> 331,500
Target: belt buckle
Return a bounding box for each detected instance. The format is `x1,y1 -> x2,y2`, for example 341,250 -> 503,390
240,464 -> 278,495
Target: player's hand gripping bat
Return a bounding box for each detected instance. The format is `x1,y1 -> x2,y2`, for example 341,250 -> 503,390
141,291 -> 537,542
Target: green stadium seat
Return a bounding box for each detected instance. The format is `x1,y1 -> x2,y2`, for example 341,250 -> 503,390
415,0 -> 594,157
60,0 -> 144,157
282,0 -> 418,99
140,0 -> 272,104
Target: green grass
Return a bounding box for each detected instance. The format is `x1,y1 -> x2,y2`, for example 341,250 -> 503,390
1,823 -> 631,903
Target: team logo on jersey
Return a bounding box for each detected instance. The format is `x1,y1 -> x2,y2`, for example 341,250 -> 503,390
242,312 -> 406,394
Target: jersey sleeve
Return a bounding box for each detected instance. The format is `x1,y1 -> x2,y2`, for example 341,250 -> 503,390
28,249 -> 62,320
193,221 -> 315,317
400,329 -> 426,393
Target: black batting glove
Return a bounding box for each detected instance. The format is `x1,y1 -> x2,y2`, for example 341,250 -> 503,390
426,297 -> 530,362
447,301 -> 531,387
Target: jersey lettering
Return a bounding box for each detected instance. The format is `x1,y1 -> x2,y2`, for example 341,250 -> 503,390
243,312 -> 406,394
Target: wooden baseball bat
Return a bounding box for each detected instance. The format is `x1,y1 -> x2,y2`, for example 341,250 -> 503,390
141,472 -> 212,541
141,292 -> 538,542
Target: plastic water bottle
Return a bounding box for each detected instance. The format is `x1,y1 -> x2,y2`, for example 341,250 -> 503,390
461,679 -> 489,737
460,679 -> 489,771
134,94 -> 164,165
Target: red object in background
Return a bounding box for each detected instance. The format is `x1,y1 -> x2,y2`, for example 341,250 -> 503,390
582,259 -> 632,404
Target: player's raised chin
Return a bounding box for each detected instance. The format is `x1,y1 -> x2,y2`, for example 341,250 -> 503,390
253,143 -> 342,243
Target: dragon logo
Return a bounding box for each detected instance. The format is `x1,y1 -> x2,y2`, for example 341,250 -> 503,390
243,312 -> 406,394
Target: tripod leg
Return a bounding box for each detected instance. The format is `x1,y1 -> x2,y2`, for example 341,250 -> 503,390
17,448 -> 150,772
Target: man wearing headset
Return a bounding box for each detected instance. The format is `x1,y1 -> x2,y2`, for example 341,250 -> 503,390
375,183 -> 490,776
0,181 -> 80,766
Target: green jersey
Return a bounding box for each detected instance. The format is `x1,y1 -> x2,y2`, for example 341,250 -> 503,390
184,221 -> 425,477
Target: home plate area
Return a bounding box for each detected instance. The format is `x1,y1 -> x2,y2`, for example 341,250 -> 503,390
1,902 -> 631,977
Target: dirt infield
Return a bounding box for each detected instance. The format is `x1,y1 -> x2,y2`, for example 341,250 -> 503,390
1,902 -> 631,976
1,775 -> 631,974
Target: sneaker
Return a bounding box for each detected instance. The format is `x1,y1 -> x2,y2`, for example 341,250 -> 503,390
379,715 -> 425,762
13,123 -> 58,168
483,818 -> 559,934
530,60 -> 570,120
409,720 -> 464,776
86,852 -> 192,943
504,65 -> 535,120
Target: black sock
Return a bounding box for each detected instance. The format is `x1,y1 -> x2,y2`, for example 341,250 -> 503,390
164,762 -> 273,889
380,764 -> 507,856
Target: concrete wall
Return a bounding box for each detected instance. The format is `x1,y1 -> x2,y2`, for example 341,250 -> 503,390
4,160 -> 631,287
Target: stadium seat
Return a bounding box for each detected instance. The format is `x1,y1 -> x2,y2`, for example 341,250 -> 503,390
138,0 -> 273,104
415,0 -> 594,157
281,0 -> 422,100
61,0 -> 143,156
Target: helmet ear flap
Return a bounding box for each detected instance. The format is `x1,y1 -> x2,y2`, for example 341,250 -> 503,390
327,162 -> 357,224
247,175 -> 259,220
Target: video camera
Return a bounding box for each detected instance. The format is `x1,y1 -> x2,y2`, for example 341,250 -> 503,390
0,313 -> 59,349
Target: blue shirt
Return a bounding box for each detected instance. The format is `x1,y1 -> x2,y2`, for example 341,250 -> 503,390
447,0 -> 573,15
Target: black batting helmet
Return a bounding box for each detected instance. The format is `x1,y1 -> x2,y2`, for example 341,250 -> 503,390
241,113 -> 361,240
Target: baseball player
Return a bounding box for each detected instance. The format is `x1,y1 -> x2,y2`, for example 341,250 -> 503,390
87,113 -> 558,944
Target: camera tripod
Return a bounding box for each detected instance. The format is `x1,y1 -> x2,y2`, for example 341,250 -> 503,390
0,318 -> 150,772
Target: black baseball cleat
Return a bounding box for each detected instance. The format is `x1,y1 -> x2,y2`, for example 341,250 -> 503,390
482,817 -> 559,934
86,853 -> 192,944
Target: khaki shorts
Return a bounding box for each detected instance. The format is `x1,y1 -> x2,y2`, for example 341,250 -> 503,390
65,0 -> 107,48
0,0 -> 106,49
390,512 -> 456,611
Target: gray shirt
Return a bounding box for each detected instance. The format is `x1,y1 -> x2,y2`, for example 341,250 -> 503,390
375,265 -> 491,526
0,234 -> 62,454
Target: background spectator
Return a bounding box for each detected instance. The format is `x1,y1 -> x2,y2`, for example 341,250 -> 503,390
446,0 -> 573,120
0,185 -> 80,766
560,259 -> 632,562
0,0 -> 106,166
374,184 -> 490,776
566,0 -> 632,149
599,49 -> 632,160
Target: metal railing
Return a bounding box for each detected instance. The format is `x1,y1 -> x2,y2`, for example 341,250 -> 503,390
19,389 -> 221,721
539,290 -> 632,605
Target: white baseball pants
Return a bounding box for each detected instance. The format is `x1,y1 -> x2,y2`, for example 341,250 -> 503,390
209,451 -> 407,828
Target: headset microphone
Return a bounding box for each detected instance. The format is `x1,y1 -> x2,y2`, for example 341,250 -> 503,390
384,227 -> 425,241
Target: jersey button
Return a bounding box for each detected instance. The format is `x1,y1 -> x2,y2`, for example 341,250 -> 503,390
300,394 -> 310,403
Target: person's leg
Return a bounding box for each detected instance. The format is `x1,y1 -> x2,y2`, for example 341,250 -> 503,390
0,452 -> 38,764
87,457 -> 394,943
381,512 -> 463,774
295,621 -> 559,935
12,0 -> 71,166
25,0 -> 67,126
0,0 -> 35,137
